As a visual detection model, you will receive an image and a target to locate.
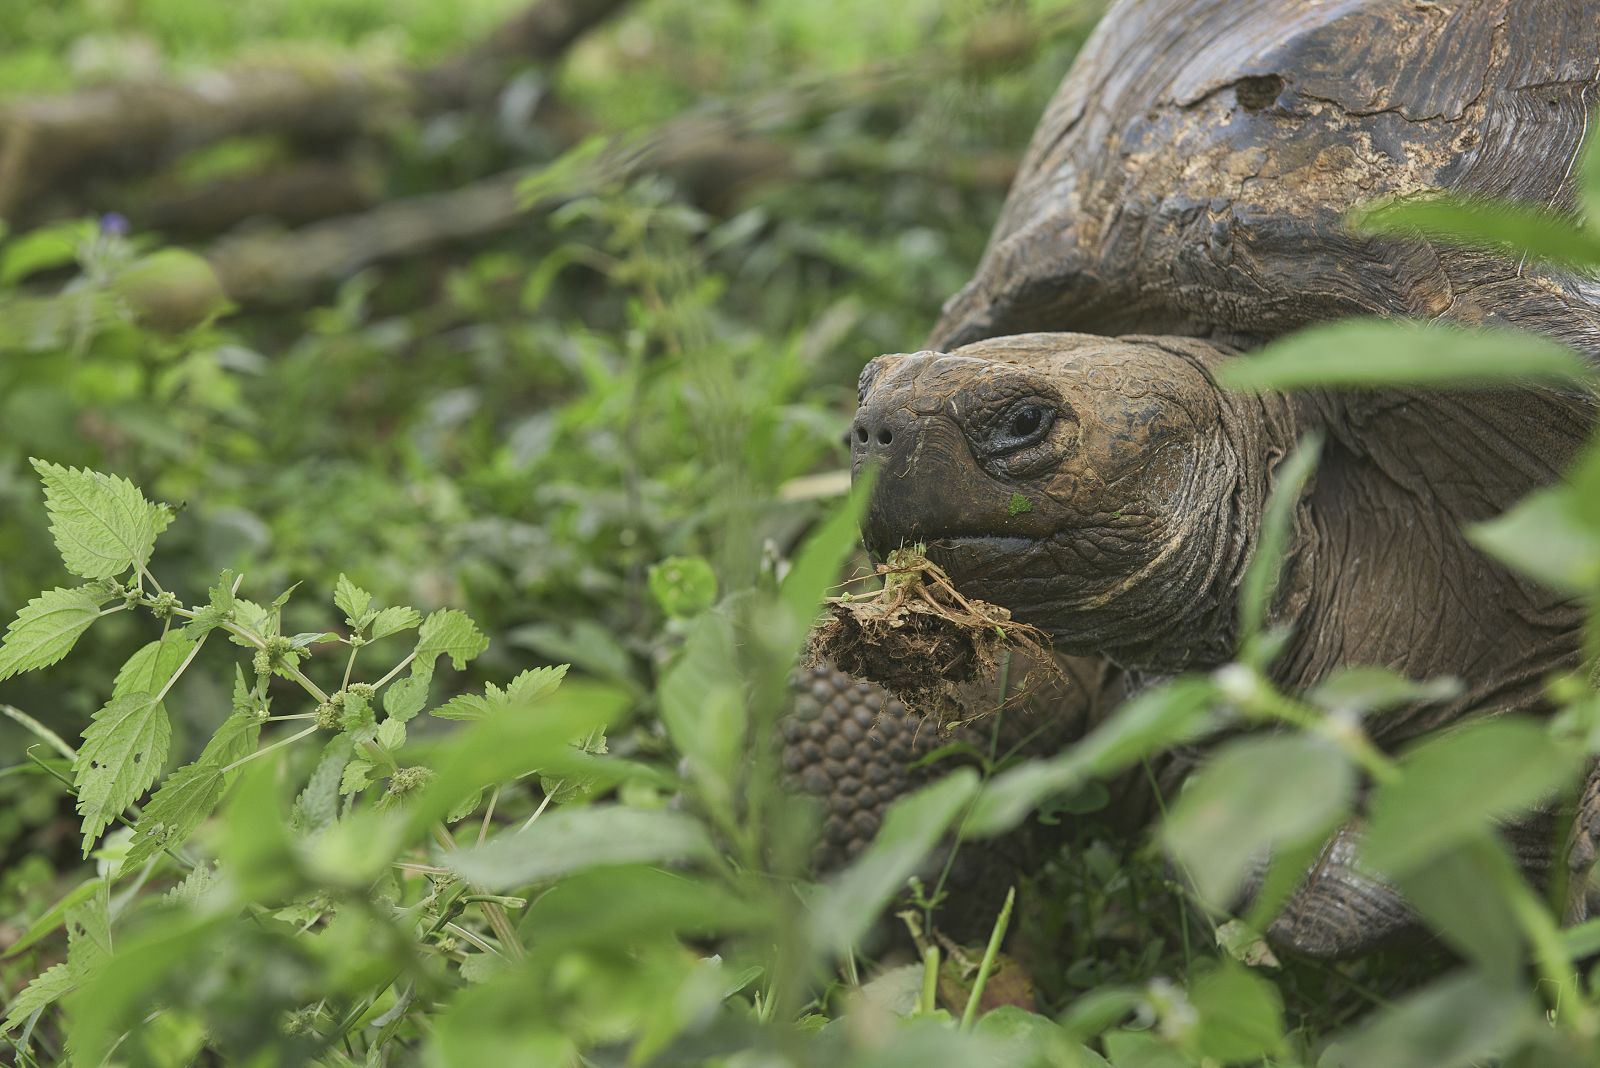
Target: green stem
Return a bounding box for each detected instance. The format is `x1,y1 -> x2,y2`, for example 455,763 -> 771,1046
221,725 -> 319,774
919,945 -> 940,1016
432,823 -> 526,961
960,885 -> 1015,1032
373,652 -> 417,691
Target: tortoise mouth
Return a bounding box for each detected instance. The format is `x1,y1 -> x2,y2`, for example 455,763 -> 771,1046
864,531 -> 1056,611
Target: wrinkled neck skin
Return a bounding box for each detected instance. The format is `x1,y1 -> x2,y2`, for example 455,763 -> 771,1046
1054,340 -> 1304,672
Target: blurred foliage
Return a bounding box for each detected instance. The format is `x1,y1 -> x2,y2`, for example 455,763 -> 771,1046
5,0 -> 1600,1065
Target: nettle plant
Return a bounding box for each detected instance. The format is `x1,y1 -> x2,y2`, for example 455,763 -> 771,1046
0,459 -> 618,1064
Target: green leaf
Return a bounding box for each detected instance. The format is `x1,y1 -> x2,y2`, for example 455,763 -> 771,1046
807,768 -> 979,957
113,632 -> 194,700
777,473 -> 873,661
74,693 -> 170,855
376,718 -> 406,751
2,878 -> 102,960
334,573 -> 372,626
1581,115 -> 1600,237
433,666 -> 569,722
340,759 -> 374,796
1320,971 -> 1537,1068
1,961 -> 74,1035
31,459 -> 172,579
1350,193 -> 1600,269
416,609 -> 488,670
1393,839 -> 1524,972
1468,483 -> 1600,594
65,883 -> 112,977
1306,666 -> 1463,716
648,556 -> 719,618
1362,716 -> 1583,877
0,221 -> 93,285
294,735 -> 354,831
405,683 -> 628,838
124,761 -> 225,866
1188,963 -> 1288,1063
383,674 -> 430,723
504,665 -> 568,704
368,605 -> 422,640
0,585 -> 108,681
1238,433 -> 1320,643
965,678 -> 1217,837
1219,319 -> 1594,392
64,911 -> 227,1068
658,612 -> 743,800
1163,733 -> 1355,908
445,806 -> 714,890
519,866 -> 765,957
182,570 -> 236,639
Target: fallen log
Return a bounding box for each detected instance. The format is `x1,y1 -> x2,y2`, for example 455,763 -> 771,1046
0,0 -> 631,218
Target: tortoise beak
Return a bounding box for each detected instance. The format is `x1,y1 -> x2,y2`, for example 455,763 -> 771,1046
852,398 -> 971,558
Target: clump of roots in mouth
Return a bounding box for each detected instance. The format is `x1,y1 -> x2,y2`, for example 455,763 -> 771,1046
807,545 -> 1062,729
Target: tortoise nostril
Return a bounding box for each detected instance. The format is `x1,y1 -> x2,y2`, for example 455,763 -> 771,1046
855,425 -> 869,443
876,428 -> 893,446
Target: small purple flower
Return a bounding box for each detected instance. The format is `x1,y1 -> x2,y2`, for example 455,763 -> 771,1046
99,212 -> 130,237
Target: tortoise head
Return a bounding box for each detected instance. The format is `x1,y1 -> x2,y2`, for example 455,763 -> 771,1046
851,333 -> 1291,671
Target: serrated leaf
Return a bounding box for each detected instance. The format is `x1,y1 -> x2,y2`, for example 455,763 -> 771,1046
182,569 -> 236,639
75,693 -> 170,855
3,878 -> 102,960
165,863 -> 218,907
124,761 -> 225,866
433,665 -> 569,722
334,574 -> 371,627
65,884 -> 112,977
31,459 -> 171,579
340,759 -> 374,795
0,585 -> 108,680
294,735 -> 354,831
415,609 -> 489,670
505,664 -> 568,703
383,674 -> 430,723
376,718 -> 406,751
228,598 -> 275,646
1,961 -> 74,1035
369,605 -> 422,640
200,711 -> 263,772
113,632 -> 194,700
432,693 -> 493,722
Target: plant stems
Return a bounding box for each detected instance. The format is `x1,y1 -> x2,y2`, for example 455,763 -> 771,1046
960,886 -> 1014,1032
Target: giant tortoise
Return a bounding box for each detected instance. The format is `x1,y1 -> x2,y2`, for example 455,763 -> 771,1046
784,0 -> 1600,958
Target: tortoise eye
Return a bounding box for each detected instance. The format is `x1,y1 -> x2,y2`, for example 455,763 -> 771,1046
991,403 -> 1053,453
